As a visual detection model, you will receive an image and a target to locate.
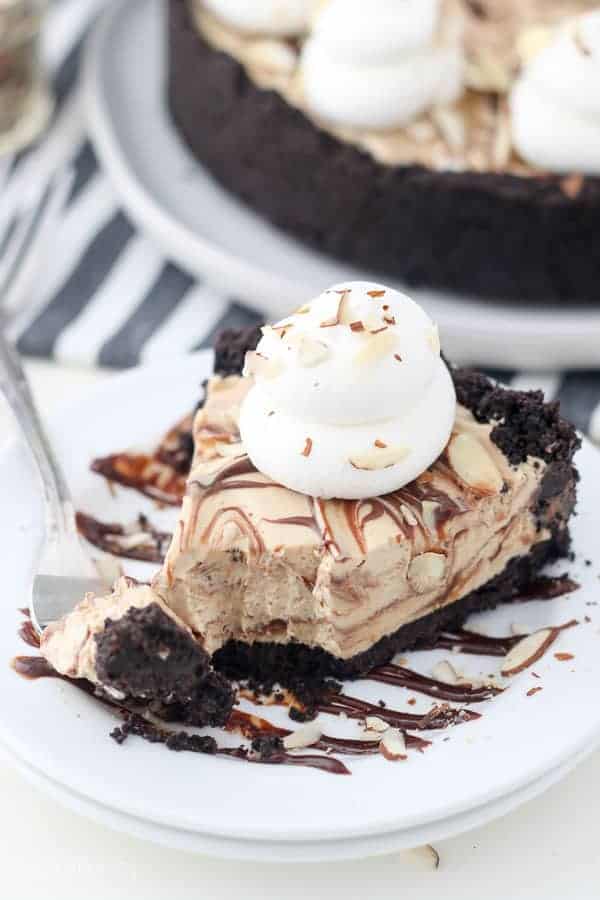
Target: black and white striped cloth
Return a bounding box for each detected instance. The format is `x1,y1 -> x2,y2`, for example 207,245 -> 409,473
2,0 -> 600,444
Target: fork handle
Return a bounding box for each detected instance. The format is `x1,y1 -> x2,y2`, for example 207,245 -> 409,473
0,332 -> 75,542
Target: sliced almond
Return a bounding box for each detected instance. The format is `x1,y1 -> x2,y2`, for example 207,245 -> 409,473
408,845 -> 440,870
295,335 -> 330,367
408,552 -> 447,594
243,351 -> 283,380
501,628 -> 557,677
400,504 -> 418,527
349,444 -> 410,471
421,500 -> 441,533
294,303 -> 311,315
379,728 -> 407,761
431,660 -> 462,685
320,289 -> 350,327
283,721 -> 323,751
364,716 -> 389,733
447,433 -> 503,495
353,329 -> 398,366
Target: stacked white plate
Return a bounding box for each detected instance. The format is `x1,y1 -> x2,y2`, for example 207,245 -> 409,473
1,355 -> 599,861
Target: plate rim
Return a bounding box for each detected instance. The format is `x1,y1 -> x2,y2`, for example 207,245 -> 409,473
82,0 -> 600,372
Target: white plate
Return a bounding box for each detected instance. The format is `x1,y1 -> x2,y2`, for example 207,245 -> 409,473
83,0 -> 600,371
3,738 -> 594,863
1,352 -> 600,858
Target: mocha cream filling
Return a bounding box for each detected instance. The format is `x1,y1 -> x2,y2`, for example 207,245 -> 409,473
189,0 -> 596,175
155,375 -> 548,659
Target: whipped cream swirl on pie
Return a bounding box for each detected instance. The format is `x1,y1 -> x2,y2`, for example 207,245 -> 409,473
511,11 -> 600,174
300,0 -> 464,131
239,282 -> 456,499
202,0 -> 313,36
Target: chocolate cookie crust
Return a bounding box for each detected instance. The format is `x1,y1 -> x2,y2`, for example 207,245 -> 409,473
167,0 -> 600,304
95,603 -> 234,726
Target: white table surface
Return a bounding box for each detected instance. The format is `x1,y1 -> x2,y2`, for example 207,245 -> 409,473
2,360 -> 600,900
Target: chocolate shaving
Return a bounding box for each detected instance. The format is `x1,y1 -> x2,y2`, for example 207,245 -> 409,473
367,290 -> 386,298
350,321 -> 365,332
302,437 -> 313,457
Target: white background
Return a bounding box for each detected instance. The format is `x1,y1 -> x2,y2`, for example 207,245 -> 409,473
1,360 -> 600,899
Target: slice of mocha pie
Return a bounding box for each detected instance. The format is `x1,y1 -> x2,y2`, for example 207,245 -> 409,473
150,282 -> 579,686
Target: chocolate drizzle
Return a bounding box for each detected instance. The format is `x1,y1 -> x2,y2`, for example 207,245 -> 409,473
91,452 -> 186,506
368,663 -> 502,702
316,689 -> 480,731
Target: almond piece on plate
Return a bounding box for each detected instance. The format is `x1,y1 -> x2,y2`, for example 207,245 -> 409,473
364,716 -> 389,733
283,721 -> 322,750
501,628 -> 558,677
379,728 -> 407,761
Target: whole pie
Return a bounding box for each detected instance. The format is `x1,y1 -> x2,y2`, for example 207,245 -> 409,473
167,0 -> 600,304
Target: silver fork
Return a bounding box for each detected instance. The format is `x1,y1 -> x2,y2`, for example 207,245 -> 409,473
0,334 -> 106,632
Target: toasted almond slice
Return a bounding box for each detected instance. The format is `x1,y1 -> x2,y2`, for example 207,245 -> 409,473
431,660 -> 462,685
408,845 -> 440,870
353,329 -> 398,366
296,335 -> 330,367
400,504 -> 418,527
408,552 -> 447,594
501,628 -> 558,677
349,444 -> 410,471
243,351 -> 283,380
364,716 -> 389,733
421,500 -> 441,533
447,433 -> 503,495
283,721 -> 323,750
379,728 -> 407,761
320,289 -> 350,327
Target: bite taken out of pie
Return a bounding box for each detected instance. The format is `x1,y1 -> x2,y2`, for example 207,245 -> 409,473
40,281 -> 580,708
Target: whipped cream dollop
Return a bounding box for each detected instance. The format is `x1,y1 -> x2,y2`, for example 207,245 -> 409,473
511,11 -> 600,174
239,282 -> 456,500
300,0 -> 464,131
202,0 -> 313,36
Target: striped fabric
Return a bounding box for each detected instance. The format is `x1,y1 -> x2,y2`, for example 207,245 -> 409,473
2,0 -> 600,445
